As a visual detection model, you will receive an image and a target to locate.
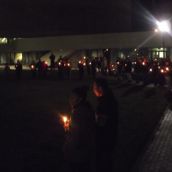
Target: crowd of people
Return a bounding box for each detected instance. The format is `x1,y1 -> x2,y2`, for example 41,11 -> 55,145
3,55 -> 104,80
3,54 -> 172,88
113,57 -> 172,86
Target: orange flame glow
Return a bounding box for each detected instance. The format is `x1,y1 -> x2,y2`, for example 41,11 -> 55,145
61,115 -> 70,131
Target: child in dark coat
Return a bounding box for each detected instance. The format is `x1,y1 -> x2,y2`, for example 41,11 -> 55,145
63,86 -> 95,172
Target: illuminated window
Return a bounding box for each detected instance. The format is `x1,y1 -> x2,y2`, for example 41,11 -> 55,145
0,38 -> 7,44
15,53 -> 23,62
159,52 -> 164,58
151,48 -> 167,58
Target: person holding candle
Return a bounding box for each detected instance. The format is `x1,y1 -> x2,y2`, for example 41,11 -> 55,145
93,77 -> 119,172
62,86 -> 95,172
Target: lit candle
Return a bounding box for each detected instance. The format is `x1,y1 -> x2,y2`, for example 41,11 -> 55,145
166,67 -> 169,71
62,116 -> 68,123
31,65 -> 35,69
61,115 -> 70,132
161,69 -> 164,73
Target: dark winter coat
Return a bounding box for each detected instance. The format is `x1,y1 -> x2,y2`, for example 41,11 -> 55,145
63,101 -> 95,163
95,92 -> 118,151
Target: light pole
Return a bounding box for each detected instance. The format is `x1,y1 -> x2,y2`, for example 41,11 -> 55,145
155,20 -> 171,58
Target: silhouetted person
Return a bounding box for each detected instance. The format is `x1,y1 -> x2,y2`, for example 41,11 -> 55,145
57,58 -> 64,80
4,63 -> 10,79
78,61 -> 84,80
125,58 -> 132,82
49,53 -> 55,70
36,58 -> 43,78
30,61 -> 36,78
42,61 -> 48,78
86,59 -> 91,76
93,78 -> 118,172
63,86 -> 95,172
134,59 -> 142,83
91,59 -> 96,78
15,60 -> 22,80
65,62 -> 71,80
116,59 -> 123,81
152,62 -> 159,86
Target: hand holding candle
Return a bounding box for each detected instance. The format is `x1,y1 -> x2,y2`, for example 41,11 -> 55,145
60,114 -> 71,131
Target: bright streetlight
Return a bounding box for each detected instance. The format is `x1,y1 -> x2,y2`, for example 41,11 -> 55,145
155,20 -> 171,33
155,20 -> 171,58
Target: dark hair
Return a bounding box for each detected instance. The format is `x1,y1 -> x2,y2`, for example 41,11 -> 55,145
94,77 -> 109,90
94,77 -> 114,97
71,85 -> 89,100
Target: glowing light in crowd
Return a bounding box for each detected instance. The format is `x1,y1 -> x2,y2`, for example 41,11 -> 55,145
142,62 -> 146,66
62,116 -> 68,123
15,53 -> 23,61
166,67 -> 169,71
61,115 -> 70,132
161,69 -> 164,73
149,68 -> 153,72
31,65 -> 35,69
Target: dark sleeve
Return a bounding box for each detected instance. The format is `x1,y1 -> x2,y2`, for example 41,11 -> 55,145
64,109 -> 81,148
96,100 -> 109,126
96,98 -> 118,127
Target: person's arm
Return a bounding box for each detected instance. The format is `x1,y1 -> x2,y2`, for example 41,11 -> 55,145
64,109 -> 82,147
95,112 -> 108,126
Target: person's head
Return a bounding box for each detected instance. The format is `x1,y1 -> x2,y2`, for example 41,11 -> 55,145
93,78 -> 109,97
69,86 -> 89,108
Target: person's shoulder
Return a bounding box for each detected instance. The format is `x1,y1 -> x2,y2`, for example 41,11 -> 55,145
78,101 -> 94,112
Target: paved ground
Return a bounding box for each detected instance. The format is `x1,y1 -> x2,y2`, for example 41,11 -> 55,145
0,72 -> 168,172
133,108 -> 172,172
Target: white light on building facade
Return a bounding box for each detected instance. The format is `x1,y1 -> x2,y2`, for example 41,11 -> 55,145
15,53 -> 23,62
0,37 -> 7,44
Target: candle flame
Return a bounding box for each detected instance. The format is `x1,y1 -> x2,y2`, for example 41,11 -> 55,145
62,116 -> 68,123
161,69 -> 164,73
166,67 -> 169,71
31,65 -> 34,69
149,68 -> 153,72
60,115 -> 70,131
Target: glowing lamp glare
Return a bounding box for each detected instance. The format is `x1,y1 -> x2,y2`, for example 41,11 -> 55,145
156,20 -> 171,33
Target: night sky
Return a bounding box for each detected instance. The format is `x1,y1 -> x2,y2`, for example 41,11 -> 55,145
0,0 -> 171,37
